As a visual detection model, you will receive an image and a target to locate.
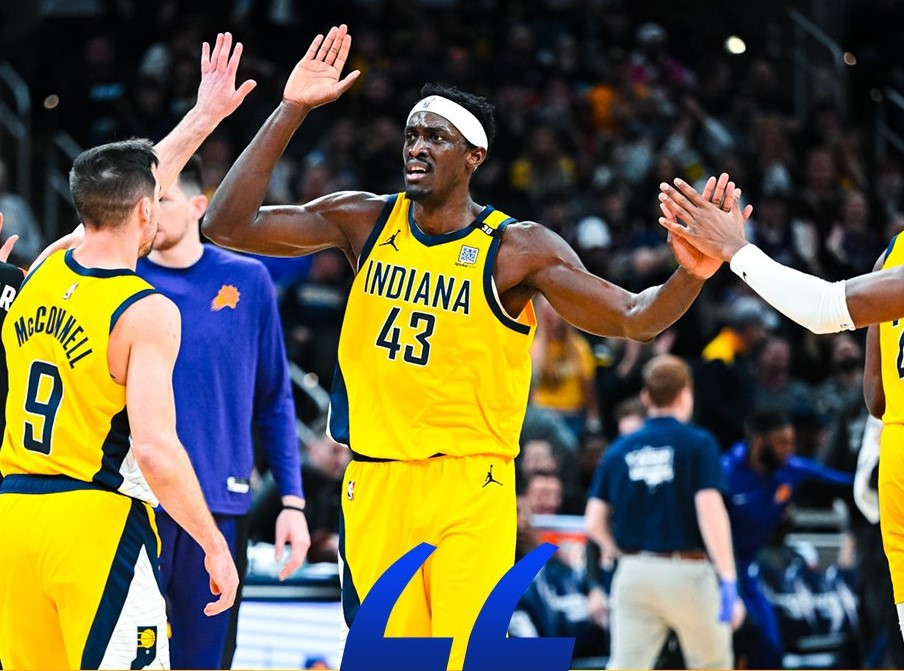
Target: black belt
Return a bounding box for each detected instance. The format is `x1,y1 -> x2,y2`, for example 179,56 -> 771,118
350,450 -> 446,463
622,549 -> 708,561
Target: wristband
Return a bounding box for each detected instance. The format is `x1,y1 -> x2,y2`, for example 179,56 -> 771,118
282,504 -> 306,513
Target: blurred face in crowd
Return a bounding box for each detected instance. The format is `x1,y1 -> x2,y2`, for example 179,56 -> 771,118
830,333 -> 862,375
525,474 -> 562,515
521,440 -> 558,477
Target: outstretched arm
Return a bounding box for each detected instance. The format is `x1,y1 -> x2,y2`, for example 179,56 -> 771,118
203,25 -> 363,257
659,177 -> 904,332
154,32 -> 257,194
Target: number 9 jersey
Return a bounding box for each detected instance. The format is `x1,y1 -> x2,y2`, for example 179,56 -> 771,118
329,193 -> 536,461
1,249 -> 158,503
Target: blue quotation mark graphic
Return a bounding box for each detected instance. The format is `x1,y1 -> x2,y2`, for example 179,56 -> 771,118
340,542 -> 574,671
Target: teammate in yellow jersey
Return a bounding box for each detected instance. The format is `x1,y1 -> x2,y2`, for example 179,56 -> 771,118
658,176 -> 904,652
0,32 -> 254,669
203,25 -> 730,670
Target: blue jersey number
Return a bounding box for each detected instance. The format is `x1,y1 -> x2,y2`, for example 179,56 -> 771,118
23,361 -> 63,455
376,307 -> 435,366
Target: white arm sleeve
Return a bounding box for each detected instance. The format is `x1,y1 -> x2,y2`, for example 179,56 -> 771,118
729,244 -> 856,334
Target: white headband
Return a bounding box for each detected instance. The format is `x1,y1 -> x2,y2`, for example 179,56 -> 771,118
406,95 -> 488,150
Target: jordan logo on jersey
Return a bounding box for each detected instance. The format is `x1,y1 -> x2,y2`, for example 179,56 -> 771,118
379,230 -> 401,252
130,626 -> 157,669
63,282 -> 78,300
211,284 -> 240,311
482,465 -> 502,487
347,480 -> 355,501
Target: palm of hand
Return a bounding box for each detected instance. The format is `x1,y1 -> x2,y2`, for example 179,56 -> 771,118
285,59 -> 346,107
669,233 -> 722,279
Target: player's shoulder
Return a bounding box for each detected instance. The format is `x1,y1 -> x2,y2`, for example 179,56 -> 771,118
108,291 -> 179,355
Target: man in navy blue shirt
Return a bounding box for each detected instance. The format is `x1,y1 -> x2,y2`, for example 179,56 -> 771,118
723,407 -> 853,669
137,157 -> 310,669
585,354 -> 741,669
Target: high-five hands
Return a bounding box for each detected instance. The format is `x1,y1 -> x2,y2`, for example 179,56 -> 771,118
659,173 -> 755,263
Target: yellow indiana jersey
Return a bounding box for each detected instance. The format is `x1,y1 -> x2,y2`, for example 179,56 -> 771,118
1,250 -> 158,502
879,234 -> 904,424
329,194 -> 536,460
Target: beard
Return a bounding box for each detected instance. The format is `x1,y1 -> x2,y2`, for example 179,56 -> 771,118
759,446 -> 783,474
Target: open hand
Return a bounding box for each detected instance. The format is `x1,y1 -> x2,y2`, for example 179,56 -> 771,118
283,24 -> 361,110
195,32 -> 258,125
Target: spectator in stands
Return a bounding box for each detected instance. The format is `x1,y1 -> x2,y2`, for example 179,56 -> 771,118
722,408 -> 854,669
815,333 -> 868,473
510,496 -> 608,662
694,296 -> 776,450
524,470 -> 564,516
531,294 -> 601,440
823,188 -> 883,281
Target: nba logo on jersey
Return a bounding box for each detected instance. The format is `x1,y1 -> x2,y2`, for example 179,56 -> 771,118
130,626 -> 157,669
347,480 -> 355,501
458,245 -> 479,265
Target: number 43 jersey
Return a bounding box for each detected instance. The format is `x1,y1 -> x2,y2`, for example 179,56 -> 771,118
330,194 -> 536,461
1,250 -> 158,503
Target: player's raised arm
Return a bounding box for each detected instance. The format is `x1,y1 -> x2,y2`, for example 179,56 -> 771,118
203,24 -> 363,257
660,175 -> 904,332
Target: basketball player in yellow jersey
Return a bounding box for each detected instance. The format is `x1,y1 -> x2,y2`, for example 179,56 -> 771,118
0,32 -> 255,669
203,25 -> 725,669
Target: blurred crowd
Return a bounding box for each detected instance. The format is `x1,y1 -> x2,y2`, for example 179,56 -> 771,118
3,0 -> 904,667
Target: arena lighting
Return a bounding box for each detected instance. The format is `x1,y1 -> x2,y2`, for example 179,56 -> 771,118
844,51 -> 857,66
43,94 -> 59,110
725,35 -> 746,55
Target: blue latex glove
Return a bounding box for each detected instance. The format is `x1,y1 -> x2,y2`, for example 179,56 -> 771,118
718,579 -> 738,623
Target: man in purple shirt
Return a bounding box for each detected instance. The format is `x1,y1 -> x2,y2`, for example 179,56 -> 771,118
137,156 -> 310,669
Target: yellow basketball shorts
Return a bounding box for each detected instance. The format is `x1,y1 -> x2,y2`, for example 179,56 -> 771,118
339,454 -> 516,671
881,423 -> 904,603
0,478 -> 168,669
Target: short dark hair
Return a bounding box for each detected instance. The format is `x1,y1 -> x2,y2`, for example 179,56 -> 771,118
419,83 -> 496,150
69,138 -> 158,229
745,407 -> 792,437
642,354 -> 691,408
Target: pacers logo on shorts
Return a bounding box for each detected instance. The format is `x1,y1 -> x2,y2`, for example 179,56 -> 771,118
130,626 -> 157,670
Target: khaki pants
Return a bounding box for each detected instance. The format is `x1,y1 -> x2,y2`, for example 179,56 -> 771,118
607,554 -> 732,670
